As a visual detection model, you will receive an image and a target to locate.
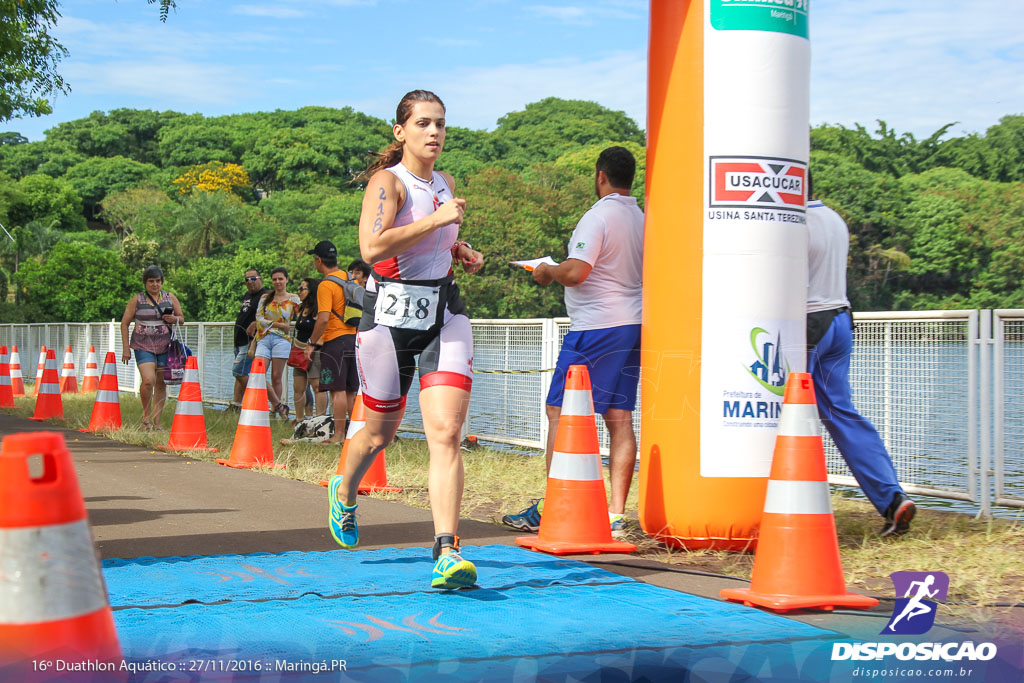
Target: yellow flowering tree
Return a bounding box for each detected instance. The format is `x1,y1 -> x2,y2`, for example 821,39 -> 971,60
172,162 -> 251,197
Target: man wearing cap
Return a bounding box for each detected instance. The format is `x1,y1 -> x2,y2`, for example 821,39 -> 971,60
231,268 -> 268,410
305,241 -> 359,443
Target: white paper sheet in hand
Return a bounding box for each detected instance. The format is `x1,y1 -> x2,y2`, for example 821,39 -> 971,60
510,256 -> 559,271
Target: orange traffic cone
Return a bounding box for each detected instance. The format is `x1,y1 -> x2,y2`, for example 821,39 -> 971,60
159,356 -> 217,453
32,346 -> 46,396
0,346 -> 17,409
9,345 -> 25,397
59,345 -> 79,394
319,391 -> 401,493
517,365 -> 637,555
0,432 -> 122,668
80,352 -> 122,433
30,349 -> 63,421
217,357 -> 283,469
81,345 -> 100,392
721,372 -> 878,612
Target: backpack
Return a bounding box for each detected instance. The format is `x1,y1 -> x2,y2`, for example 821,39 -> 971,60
323,274 -> 365,327
290,415 -> 334,443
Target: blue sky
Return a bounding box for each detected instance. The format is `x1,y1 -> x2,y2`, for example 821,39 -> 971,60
5,0 -> 1023,142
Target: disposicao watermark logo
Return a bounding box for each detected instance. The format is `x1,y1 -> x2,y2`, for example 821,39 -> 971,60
831,570 -> 998,663
884,570 -> 949,635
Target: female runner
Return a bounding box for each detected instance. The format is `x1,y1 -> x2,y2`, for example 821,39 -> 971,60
328,90 -> 483,589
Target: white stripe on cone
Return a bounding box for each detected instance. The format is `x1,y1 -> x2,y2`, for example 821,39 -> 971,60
778,403 -> 821,437
182,367 -> 199,384
239,408 -> 270,427
548,449 -> 603,482
174,401 -> 204,416
246,372 -> 266,389
0,520 -> 109,622
0,376 -> 10,386
102,361 -> 117,376
39,382 -> 60,394
762,480 -> 833,515
95,390 -> 119,404
561,388 -> 594,417
61,352 -> 74,378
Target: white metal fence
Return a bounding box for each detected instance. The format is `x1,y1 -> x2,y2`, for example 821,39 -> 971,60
0,310 -> 1020,514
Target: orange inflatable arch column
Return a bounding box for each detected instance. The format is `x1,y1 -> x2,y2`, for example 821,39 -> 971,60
640,0 -> 810,550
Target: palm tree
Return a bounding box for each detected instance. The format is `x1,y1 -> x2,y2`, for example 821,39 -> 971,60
173,191 -> 244,258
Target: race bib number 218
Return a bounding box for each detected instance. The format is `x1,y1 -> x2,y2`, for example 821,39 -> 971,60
373,282 -> 440,330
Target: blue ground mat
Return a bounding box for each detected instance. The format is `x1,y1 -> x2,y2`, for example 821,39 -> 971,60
103,545 -> 627,605
114,584 -> 848,682
104,546 -> 858,681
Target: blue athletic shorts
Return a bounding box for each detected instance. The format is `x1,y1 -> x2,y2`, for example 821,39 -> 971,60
546,324 -> 641,415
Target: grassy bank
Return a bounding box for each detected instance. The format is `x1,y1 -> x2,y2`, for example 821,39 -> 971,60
6,393 -> 1023,628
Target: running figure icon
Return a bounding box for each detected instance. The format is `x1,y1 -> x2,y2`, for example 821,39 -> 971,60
888,574 -> 939,632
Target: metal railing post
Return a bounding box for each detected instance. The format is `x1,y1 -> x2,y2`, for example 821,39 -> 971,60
883,321 -> 892,447
540,318 -> 558,447
993,311 -> 1005,506
977,310 -> 992,518
967,310 -> 978,510
197,322 -> 206,402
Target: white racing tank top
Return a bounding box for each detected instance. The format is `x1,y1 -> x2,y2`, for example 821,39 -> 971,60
371,162 -> 458,287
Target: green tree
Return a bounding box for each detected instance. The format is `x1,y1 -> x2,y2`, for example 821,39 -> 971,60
173,191 -> 248,258
62,155 -> 161,218
259,185 -> 342,234
554,141 -> 647,207
44,109 -> 185,164
310,192 -> 362,259
0,0 -> 68,121
10,173 -> 85,232
100,186 -> 175,238
457,165 -> 592,318
156,118 -> 240,167
14,241 -> 136,321
493,98 -> 645,170
119,233 -> 163,274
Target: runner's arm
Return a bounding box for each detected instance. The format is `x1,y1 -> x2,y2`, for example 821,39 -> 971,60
359,170 -> 465,264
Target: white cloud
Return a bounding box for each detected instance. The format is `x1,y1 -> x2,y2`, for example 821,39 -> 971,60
423,52 -> 646,130
811,1 -> 1024,136
231,5 -> 308,19
56,13 -> 279,60
525,3 -> 642,24
61,60 -> 251,105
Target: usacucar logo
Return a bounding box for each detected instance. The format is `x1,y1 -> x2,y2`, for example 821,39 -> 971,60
710,156 -> 806,211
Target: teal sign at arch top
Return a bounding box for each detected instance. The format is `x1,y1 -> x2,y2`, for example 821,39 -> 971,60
711,0 -> 809,39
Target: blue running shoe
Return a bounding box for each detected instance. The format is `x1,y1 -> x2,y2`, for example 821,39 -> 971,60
431,551 -> 478,589
501,498 -> 543,533
328,475 -> 358,548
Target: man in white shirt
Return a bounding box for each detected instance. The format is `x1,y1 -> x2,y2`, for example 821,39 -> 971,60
502,147 -> 644,535
807,172 -> 915,537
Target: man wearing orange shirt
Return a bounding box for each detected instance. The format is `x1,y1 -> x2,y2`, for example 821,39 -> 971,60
305,241 -> 359,444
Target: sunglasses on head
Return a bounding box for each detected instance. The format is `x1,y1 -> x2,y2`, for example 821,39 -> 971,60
245,276 -> 260,282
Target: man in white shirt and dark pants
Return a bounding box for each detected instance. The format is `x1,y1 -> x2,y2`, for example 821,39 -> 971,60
807,172 -> 915,537
502,146 -> 644,536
